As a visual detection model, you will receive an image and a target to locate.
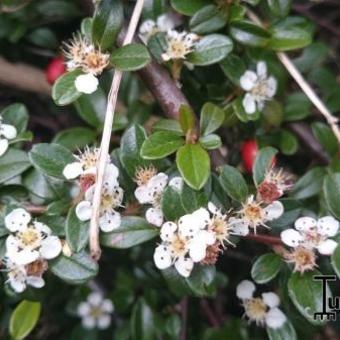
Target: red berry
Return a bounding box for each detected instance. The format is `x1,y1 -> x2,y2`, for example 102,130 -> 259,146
241,139 -> 258,173
45,56 -> 66,84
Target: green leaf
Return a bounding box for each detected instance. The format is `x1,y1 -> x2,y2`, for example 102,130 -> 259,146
219,165 -> 248,202
266,320 -> 297,340
179,105 -> 196,134
266,0 -> 292,18
176,144 -> 210,190
291,167 -> 326,199
232,96 -> 260,122
323,173 -> 340,219
189,5 -> 227,34
180,183 -> 209,213
92,0 -> 123,50
230,20 -> 271,47
50,251 -> 98,284
23,169 -> 57,200
141,131 -> 184,160
199,134 -> 222,150
331,245 -> 340,279
1,103 -> 28,133
111,44 -> 151,71
152,119 -> 184,135
200,102 -> 224,136
100,217 -> 158,248
131,298 -> 155,340
53,127 -> 96,151
279,130 -> 298,155
52,69 -> 82,106
10,300 -> 41,340
251,253 -> 282,284
161,186 -> 187,221
288,270 -> 330,325
283,92 -> 311,121
312,122 -> 338,157
187,34 -> 233,66
0,149 -> 31,184
219,53 -> 247,86
268,18 -> 312,51
253,146 -> 278,186
66,206 -> 89,253
29,143 -> 74,179
170,0 -> 210,15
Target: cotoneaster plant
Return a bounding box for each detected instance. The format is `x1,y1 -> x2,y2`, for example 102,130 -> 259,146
0,0 -> 339,339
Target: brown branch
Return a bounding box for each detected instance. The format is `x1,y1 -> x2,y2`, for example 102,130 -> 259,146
25,204 -> 47,214
200,299 -> 221,328
180,297 -> 188,340
243,233 -> 283,246
0,57 -> 51,96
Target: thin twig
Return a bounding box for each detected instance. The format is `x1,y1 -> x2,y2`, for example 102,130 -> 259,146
243,233 -> 283,246
247,9 -> 340,144
200,299 -> 221,327
180,297 -> 188,340
89,0 -> 145,260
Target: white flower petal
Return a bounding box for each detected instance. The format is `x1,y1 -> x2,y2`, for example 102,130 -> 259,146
189,242 -> 207,262
9,276 -> 26,293
230,218 -> 249,236
102,299 -> 114,313
82,316 -> 96,329
148,173 -> 168,192
243,94 -> 257,114
40,236 -> 62,260
154,245 -> 172,270
26,276 -> 45,289
0,139 -> 8,157
76,201 -> 92,221
262,292 -> 280,308
266,76 -> 277,98
8,249 -> 39,265
139,19 -> 156,35
103,163 -> 119,191
160,222 -> 177,241
33,221 -> 51,235
264,201 -> 284,221
99,211 -> 121,232
280,229 -> 303,248
236,280 -> 256,300
240,70 -> 258,91
78,302 -> 91,317
174,257 -> 194,278
265,308 -> 287,329
207,202 -> 218,214
295,217 -> 317,232
63,162 -> 83,179
5,208 -> 31,232
190,208 -> 210,229
97,314 -> 111,329
317,216 -> 339,237
146,207 -> 163,227
75,74 -> 99,94
134,185 -> 152,204
257,61 -> 267,79
169,176 -> 183,191
157,14 -> 177,31
317,239 -> 338,256
1,124 -> 17,139
88,292 -> 103,306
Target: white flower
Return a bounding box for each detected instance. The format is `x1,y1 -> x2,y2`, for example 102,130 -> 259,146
161,30 -> 199,62
153,208 -> 215,277
281,216 -> 339,255
0,117 -> 17,157
240,61 -> 277,114
4,258 -> 46,293
75,73 -> 99,94
236,280 -> 286,329
139,13 -> 180,43
77,292 -> 114,330
231,195 -> 284,235
134,167 -> 168,227
5,208 -> 62,265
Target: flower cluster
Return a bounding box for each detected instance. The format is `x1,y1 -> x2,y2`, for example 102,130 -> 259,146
63,147 -> 124,232
77,291 -> 114,330
281,216 -> 339,273
0,116 -> 17,157
3,208 -> 62,293
63,33 -> 110,94
240,61 -> 277,115
134,165 -> 182,227
236,280 -> 287,329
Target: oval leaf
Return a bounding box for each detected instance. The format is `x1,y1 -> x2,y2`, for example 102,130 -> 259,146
323,173 -> 340,219
253,146 -> 278,186
331,245 -> 340,279
200,102 -> 225,136
266,320 -> 297,340
251,253 -> 282,284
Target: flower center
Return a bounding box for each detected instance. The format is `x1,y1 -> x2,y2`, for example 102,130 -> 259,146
210,217 -> 230,242
168,40 -> 188,59
18,227 -> 41,249
84,52 -> 109,75
90,306 -> 104,319
244,298 -> 267,324
79,174 -> 96,193
170,235 -> 188,258
257,181 -> 281,204
243,204 -> 264,224
285,246 -> 317,274
251,81 -> 268,99
304,229 -> 323,246
77,147 -> 100,170
100,190 -> 121,212
134,166 -> 157,186
25,259 -> 48,277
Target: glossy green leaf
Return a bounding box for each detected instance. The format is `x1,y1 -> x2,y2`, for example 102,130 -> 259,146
10,300 -> 41,340
253,146 -> 278,186
251,253 -> 282,284
179,105 -> 196,134
152,119 -> 184,135
199,134 -> 222,150
92,0 -> 123,50
1,103 -> 28,133
219,165 -> 248,202
111,44 -> 151,71
200,102 -> 224,136
29,143 -> 74,179
176,144 -> 210,190
323,173 -> 340,219
312,122 -> 338,157
219,53 -> 247,86
131,298 -> 155,340
331,245 -> 340,279
170,0 -> 210,15
66,206 -> 89,253
53,127 -> 96,151
100,217 -> 158,248
52,69 -> 82,106
283,92 -> 311,121
50,251 -> 98,284
187,34 -> 233,66
141,131 -> 184,159
279,130 -> 298,155
161,186 -> 187,221
266,320 -> 297,340
266,0 -> 292,18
